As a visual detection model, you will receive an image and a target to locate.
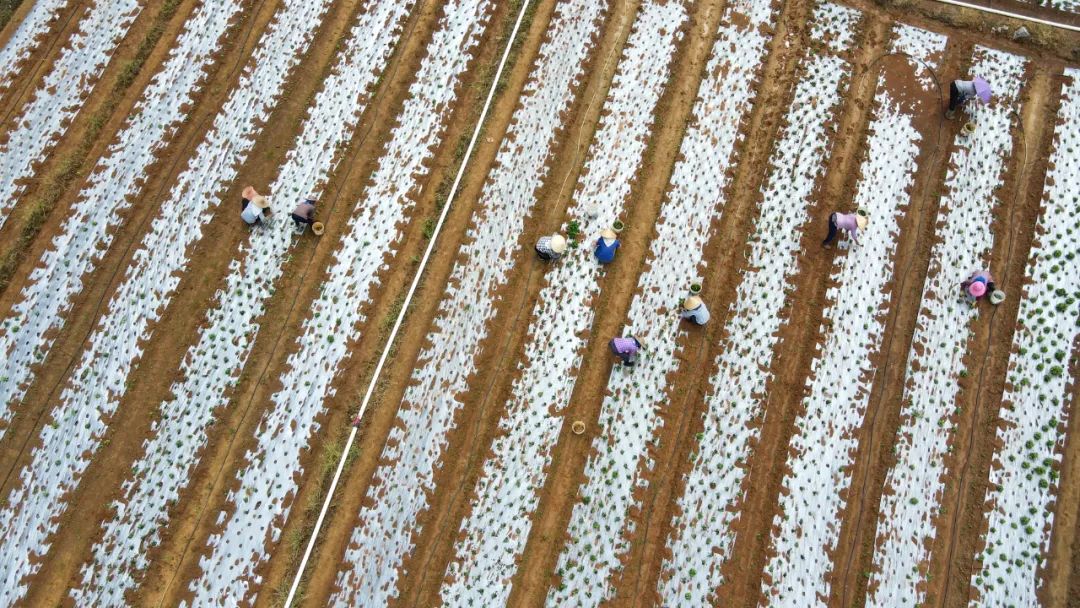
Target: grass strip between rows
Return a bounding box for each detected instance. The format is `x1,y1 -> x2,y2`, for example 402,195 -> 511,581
0,0 -> 183,293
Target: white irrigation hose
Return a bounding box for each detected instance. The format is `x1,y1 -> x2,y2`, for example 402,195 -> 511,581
282,0 -> 534,604
930,0 -> 1080,32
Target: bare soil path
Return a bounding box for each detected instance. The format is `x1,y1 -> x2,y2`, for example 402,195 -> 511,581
10,0 -> 293,603
600,0 -> 812,605
0,0 -> 190,298
289,0 -> 579,603
931,60 -> 1057,608
0,0 -> 206,484
825,35 -> 963,608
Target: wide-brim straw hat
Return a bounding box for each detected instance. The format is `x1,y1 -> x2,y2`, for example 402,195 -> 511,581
242,186 -> 259,200
600,228 -> 618,240
549,234 -> 567,254
252,195 -> 270,209
312,221 -> 325,235
683,296 -> 703,310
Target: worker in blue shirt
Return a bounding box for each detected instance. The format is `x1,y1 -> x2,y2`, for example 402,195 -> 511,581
594,228 -> 620,264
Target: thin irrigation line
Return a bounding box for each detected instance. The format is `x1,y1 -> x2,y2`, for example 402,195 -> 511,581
281,0 -> 535,604
153,0 -> 432,602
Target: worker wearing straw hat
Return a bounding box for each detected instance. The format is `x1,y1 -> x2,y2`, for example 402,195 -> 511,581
594,227 -> 620,264
240,186 -> 271,226
680,296 -> 710,326
535,233 -> 567,261
822,209 -> 868,248
291,194 -> 317,231
946,76 -> 992,119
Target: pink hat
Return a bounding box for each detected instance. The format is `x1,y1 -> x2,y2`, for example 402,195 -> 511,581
968,281 -> 987,297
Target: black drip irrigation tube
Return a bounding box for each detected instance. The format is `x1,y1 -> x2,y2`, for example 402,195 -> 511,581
835,49 -> 1031,607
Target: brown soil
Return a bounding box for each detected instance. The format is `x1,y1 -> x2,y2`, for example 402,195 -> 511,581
0,0 -> 82,111
688,12 -> 887,608
3,0 -> 1080,605
0,0 -> 209,480
131,1 -> 462,605
602,0 -> 817,605
930,58 -> 1058,608
827,35 -> 964,608
1047,344 -> 1080,608
388,0 -> 648,605
0,0 -> 188,300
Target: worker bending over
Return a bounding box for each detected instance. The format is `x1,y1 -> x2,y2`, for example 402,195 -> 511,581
681,296 -> 709,325
291,194 -> 317,229
609,336 -> 642,367
961,270 -> 996,304
594,228 -> 620,264
240,186 -> 271,226
947,76 -> 992,119
536,233 -> 567,261
823,209 -> 868,248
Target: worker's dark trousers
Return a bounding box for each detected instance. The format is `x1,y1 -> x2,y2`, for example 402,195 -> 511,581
948,82 -> 963,112
291,213 -> 313,227
535,246 -> 555,261
822,213 -> 839,246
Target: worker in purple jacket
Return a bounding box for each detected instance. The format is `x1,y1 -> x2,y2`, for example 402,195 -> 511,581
609,336 -> 642,367
822,210 -> 868,248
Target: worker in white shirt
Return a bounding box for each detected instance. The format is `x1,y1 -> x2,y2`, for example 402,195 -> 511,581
240,186 -> 271,226
535,233 -> 567,261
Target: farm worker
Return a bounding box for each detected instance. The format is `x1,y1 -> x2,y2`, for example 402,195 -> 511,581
680,296 -> 710,325
535,233 -> 567,261
822,209 -> 868,248
291,194 -> 317,228
609,336 -> 642,367
946,76 -> 992,119
240,186 -> 271,226
594,228 -> 620,264
960,270 -> 996,304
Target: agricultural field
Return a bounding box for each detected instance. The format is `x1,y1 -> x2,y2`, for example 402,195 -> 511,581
0,0 -> 1077,605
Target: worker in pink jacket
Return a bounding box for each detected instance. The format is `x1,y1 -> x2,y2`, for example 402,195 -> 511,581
822,210 -> 868,248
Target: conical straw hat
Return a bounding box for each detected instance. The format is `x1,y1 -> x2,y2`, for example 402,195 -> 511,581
549,234 -> 567,254
683,296 -> 702,310
600,228 -> 617,240
855,214 -> 868,230
252,195 -> 270,209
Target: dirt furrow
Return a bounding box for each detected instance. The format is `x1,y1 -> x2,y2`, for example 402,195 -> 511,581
0,0 -> 81,110
386,0 -> 650,604
828,34 -> 965,608
247,0 -> 522,603
127,2 -> 467,604
0,0 -> 206,479
1046,352 -> 1080,607
286,0 -> 562,604
705,12 -> 887,607
502,1 -> 826,605
931,64 -> 1060,608
4,0 -> 291,603
0,0 -> 190,290
597,0 -> 804,605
